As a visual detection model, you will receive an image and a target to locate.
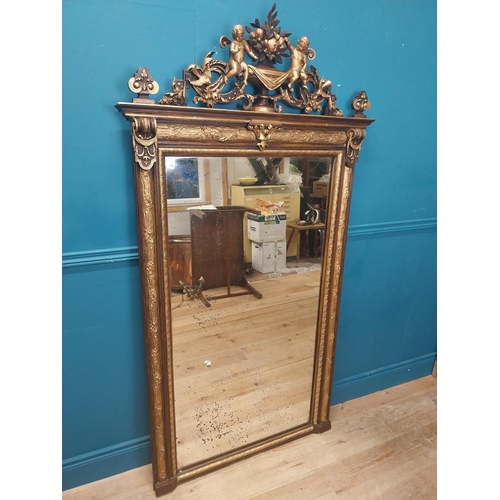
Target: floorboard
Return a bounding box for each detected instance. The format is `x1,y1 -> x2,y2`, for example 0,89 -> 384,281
62,375 -> 437,500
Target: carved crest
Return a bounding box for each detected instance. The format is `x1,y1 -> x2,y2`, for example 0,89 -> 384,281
153,3 -> 348,115
125,3 -> 371,126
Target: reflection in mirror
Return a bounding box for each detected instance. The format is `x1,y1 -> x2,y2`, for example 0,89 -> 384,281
166,157 -> 205,205
165,157 -> 332,469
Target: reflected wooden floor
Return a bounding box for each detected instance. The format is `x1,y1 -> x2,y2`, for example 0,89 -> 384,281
171,270 -> 320,468
62,375 -> 437,500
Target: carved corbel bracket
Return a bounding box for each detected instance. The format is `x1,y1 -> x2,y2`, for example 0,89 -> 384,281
346,128 -> 367,168
131,117 -> 158,170
247,120 -> 283,151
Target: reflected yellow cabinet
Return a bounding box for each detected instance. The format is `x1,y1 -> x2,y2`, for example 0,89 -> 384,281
230,184 -> 300,261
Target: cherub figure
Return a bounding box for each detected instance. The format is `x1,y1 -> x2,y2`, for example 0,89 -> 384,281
224,24 -> 258,87
285,36 -> 310,91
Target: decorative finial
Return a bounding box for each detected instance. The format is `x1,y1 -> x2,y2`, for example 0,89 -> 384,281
352,91 -> 371,117
128,67 -> 159,103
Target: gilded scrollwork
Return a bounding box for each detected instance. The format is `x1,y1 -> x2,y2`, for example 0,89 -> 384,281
145,4 -> 365,116
273,66 -> 343,116
345,128 -> 367,168
159,51 -> 255,109
131,117 -> 158,171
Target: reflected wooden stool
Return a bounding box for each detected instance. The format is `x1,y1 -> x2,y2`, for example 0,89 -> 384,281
286,222 -> 325,263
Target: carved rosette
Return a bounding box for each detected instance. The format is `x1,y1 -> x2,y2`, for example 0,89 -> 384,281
132,117 -> 158,170
345,128 -> 366,168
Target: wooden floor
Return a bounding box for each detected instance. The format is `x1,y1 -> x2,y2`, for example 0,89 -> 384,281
171,271 -> 319,468
62,375 -> 437,500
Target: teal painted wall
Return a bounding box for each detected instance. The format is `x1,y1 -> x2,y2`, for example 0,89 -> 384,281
62,0 -> 436,490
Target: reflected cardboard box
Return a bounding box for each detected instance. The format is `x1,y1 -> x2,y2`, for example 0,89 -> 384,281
312,181 -> 329,197
251,240 -> 286,274
247,212 -> 287,243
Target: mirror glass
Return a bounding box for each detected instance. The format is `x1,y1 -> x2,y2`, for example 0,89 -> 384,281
165,156 -> 332,470
166,157 -> 206,206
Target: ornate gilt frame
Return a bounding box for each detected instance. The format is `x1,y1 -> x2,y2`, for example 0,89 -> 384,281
116,4 -> 374,496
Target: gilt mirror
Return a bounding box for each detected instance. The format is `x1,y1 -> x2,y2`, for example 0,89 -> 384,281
116,4 -> 374,496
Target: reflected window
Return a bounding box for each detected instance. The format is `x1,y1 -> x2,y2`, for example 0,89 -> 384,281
165,157 -> 206,205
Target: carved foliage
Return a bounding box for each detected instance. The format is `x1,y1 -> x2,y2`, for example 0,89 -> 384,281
157,123 -> 252,144
244,2 -> 291,65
